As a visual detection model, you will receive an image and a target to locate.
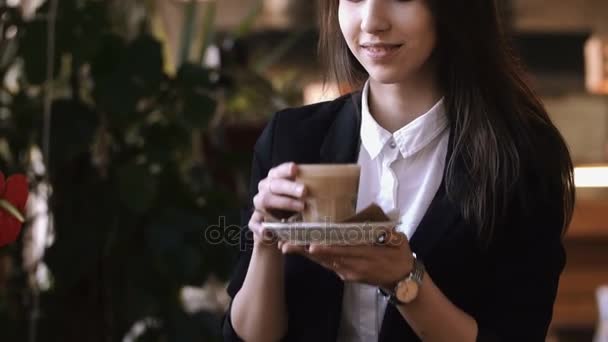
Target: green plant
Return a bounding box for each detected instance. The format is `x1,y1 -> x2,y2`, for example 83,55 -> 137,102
0,0 -> 295,341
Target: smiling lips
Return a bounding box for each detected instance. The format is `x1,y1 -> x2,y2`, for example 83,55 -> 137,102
360,43 -> 402,60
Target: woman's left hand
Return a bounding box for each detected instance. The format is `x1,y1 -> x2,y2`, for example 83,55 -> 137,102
281,230 -> 415,290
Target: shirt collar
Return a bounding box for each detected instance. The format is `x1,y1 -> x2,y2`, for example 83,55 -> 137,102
360,80 -> 448,160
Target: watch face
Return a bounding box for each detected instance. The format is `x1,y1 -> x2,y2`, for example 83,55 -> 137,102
396,279 -> 419,303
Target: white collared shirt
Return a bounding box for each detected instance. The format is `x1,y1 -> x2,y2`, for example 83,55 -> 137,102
337,81 -> 449,342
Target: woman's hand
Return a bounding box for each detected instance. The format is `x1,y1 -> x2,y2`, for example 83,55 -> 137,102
249,162 -> 307,247
283,230 -> 414,290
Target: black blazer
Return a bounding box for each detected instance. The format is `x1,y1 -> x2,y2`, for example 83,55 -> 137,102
222,92 -> 566,342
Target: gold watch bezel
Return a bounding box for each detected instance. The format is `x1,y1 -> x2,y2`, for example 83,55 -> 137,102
393,254 -> 425,304
395,278 -> 420,303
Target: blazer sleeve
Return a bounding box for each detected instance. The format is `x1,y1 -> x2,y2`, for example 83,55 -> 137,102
475,193 -> 567,341
221,114 -> 278,341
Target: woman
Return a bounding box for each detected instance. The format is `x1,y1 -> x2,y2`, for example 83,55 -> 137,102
222,0 -> 575,341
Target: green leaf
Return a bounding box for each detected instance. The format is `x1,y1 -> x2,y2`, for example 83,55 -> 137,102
117,163 -> 158,214
0,198 -> 24,222
174,64 -> 217,128
141,122 -> 191,164
145,210 -> 208,283
93,34 -> 164,126
124,34 -> 165,95
90,34 -> 127,82
48,99 -> 98,171
198,2 -> 217,61
175,63 -> 214,89
253,29 -> 307,74
181,89 -> 216,129
93,75 -> 141,125
234,0 -> 264,38
19,20 -> 61,84
178,1 -> 198,67
0,39 -> 19,71
56,0 -> 110,65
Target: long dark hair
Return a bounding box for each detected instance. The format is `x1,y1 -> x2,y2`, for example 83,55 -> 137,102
318,0 -> 575,245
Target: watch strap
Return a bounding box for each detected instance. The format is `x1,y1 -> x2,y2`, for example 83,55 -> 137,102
378,253 -> 425,306
409,255 -> 425,285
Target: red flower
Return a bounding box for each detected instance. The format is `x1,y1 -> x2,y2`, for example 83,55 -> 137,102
0,172 -> 28,247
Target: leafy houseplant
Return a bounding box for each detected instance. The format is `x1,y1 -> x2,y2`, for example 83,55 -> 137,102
0,0 -> 293,341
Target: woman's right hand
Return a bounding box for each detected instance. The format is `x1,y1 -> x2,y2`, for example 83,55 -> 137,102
249,162 -> 307,247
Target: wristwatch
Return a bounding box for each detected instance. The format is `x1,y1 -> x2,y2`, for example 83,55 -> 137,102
379,253 -> 425,306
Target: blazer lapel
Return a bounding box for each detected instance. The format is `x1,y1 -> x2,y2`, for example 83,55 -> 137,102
408,129 -> 461,259
311,91 -> 363,341
378,128 -> 462,341
319,92 -> 363,164
409,184 -> 460,259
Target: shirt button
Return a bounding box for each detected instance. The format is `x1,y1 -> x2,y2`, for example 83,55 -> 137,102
389,141 -> 397,149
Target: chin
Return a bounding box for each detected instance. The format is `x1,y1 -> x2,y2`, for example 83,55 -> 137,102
364,62 -> 421,86
364,65 -> 403,84
367,70 -> 407,85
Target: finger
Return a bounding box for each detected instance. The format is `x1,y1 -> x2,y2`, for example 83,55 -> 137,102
249,210 -> 279,245
253,192 -> 305,214
308,244 -> 375,259
259,178 -> 306,198
268,162 -> 297,179
334,257 -> 368,273
281,242 -> 308,255
248,210 -> 264,237
280,243 -> 333,267
250,209 -> 264,224
333,257 -> 369,283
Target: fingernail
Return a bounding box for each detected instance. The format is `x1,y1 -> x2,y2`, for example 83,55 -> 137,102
295,185 -> 304,196
307,244 -> 316,254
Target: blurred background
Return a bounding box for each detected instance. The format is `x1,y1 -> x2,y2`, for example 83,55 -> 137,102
0,0 -> 606,341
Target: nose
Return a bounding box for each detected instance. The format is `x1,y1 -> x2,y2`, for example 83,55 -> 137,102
361,0 -> 391,34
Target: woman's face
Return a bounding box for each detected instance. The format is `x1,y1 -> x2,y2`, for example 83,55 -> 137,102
338,0 -> 437,85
